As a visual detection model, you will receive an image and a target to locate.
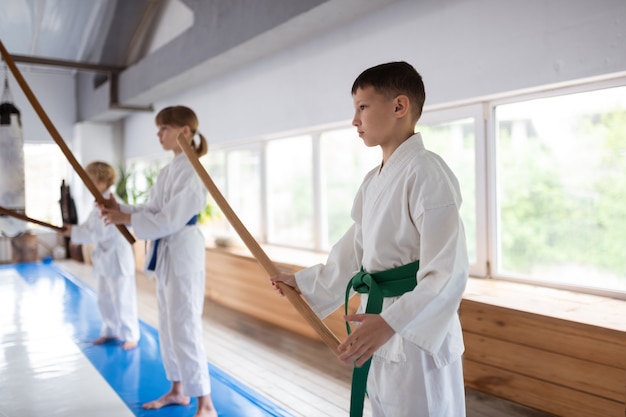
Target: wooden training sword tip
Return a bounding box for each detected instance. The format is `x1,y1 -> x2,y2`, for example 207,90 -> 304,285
0,206 -> 65,232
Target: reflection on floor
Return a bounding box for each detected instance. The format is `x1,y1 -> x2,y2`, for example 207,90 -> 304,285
0,261 -> 292,417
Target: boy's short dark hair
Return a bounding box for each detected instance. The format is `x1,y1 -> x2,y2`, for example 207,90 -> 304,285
351,61 -> 426,121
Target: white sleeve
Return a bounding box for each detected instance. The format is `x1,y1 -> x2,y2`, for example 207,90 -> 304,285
296,223 -> 362,318
381,203 -> 468,356
130,164 -> 207,241
69,207 -> 100,244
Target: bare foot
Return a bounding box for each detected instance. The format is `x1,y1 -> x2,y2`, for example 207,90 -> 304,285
142,392 -> 190,410
195,407 -> 218,417
195,394 -> 218,417
122,340 -> 138,350
93,336 -> 117,345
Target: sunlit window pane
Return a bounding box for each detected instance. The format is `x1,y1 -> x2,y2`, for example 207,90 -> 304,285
124,159 -> 166,205
226,149 -> 261,238
202,150 -> 230,238
24,144 -> 66,226
495,86 -> 626,292
266,135 -> 313,248
419,119 -> 477,264
320,127 -> 380,249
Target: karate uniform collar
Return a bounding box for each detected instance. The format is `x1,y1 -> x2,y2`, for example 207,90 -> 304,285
378,132 -> 425,176
365,133 -> 425,211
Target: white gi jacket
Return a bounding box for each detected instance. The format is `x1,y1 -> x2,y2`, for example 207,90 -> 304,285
296,133 -> 468,368
121,153 -> 208,278
71,190 -> 135,280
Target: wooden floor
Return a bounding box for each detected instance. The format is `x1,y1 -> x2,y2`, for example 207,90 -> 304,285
56,260 -> 554,417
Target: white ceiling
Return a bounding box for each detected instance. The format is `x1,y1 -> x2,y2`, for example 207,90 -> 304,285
0,0 -> 161,72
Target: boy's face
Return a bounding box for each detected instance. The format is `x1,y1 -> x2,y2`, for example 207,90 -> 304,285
88,175 -> 108,194
352,86 -> 398,148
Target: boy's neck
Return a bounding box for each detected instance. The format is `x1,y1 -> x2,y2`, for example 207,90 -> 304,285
380,129 -> 416,164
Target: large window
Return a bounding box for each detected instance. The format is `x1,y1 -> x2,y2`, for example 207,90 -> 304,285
209,77 -> 626,297
420,119 -> 477,260
225,147 -> 262,238
203,150 -> 230,239
418,105 -> 485,276
319,128 -> 380,249
494,85 -> 626,293
266,135 -> 314,248
206,130 -> 380,251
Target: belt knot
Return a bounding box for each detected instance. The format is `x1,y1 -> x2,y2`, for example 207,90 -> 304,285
344,260 -> 419,417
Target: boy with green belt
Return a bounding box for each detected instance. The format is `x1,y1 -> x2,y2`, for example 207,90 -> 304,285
271,61 -> 468,417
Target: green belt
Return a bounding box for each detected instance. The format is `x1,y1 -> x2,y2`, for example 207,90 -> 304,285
344,260 -> 419,417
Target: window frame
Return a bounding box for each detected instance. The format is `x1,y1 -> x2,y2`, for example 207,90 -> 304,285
419,104 -> 488,278
486,75 -> 626,299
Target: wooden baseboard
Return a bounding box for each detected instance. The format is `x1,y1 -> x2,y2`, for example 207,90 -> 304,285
464,360 -> 624,417
461,299 -> 626,416
205,247 -> 357,343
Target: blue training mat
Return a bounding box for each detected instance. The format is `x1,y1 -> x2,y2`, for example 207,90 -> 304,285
3,261 -> 293,417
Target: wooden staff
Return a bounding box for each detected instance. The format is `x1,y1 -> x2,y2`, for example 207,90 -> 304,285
0,41 -> 135,245
176,136 -> 342,353
0,206 -> 64,232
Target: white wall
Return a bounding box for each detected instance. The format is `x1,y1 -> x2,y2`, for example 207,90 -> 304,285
5,70 -> 75,144
123,0 -> 626,155
124,112 -> 165,160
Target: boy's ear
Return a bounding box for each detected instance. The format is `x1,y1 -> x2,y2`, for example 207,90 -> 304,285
393,95 -> 410,118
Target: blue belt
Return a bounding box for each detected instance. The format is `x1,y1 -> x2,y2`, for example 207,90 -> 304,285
147,214 -> 199,271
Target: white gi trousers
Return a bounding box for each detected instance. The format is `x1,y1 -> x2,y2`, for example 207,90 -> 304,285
367,340 -> 465,417
156,259 -> 210,397
95,268 -> 139,342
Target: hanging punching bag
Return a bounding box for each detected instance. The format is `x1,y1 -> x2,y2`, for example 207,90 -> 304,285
0,76 -> 27,237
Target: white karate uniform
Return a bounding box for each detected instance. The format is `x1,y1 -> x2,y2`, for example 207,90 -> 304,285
71,190 -> 139,343
296,133 -> 468,417
120,152 -> 210,397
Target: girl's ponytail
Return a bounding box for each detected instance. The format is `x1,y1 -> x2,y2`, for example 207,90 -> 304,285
193,132 -> 208,157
